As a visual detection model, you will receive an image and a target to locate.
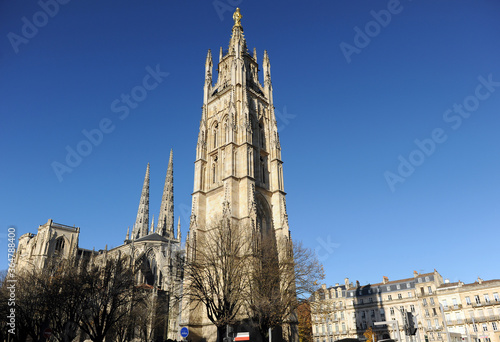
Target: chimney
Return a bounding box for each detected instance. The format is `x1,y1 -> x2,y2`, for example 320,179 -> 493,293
356,280 -> 360,288
478,277 -> 483,285
383,276 -> 389,284
413,270 -> 418,277
345,277 -> 350,289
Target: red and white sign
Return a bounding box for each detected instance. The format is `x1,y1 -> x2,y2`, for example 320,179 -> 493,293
235,332 -> 250,341
43,328 -> 52,338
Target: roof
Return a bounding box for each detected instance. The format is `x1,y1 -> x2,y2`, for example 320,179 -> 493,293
439,282 -> 460,289
134,233 -> 170,243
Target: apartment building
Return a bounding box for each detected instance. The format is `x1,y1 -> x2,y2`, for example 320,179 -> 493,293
311,270 -> 500,342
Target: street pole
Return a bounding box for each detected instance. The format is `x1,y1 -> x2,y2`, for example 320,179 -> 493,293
471,316 -> 477,342
396,320 -> 402,342
439,304 -> 451,342
375,320 -> 401,342
393,306 -> 408,342
413,314 -> 421,342
465,320 -> 471,342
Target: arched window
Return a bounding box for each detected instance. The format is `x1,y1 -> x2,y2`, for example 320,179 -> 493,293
259,122 -> 265,148
213,124 -> 218,148
260,156 -> 266,184
224,121 -> 229,143
55,237 -> 65,254
201,165 -> 206,190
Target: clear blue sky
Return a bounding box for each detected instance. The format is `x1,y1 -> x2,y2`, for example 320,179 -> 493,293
1,0 -> 499,287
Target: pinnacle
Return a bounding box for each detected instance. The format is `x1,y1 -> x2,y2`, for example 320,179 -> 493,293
132,163 -> 150,240
157,149 -> 174,237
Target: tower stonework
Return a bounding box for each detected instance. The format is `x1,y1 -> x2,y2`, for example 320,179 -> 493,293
183,8 -> 296,342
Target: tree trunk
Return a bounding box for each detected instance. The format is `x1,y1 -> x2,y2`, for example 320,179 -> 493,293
217,325 -> 226,342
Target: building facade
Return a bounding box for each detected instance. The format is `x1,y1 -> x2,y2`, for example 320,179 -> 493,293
15,151 -> 184,341
311,270 -> 500,342
182,8 -> 297,342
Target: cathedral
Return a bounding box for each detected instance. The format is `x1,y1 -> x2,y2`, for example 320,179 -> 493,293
14,8 -> 297,342
15,150 -> 184,340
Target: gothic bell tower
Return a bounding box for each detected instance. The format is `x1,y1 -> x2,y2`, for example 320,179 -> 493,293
184,8 -> 296,342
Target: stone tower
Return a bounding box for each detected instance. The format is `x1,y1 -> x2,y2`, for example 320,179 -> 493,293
184,8 -> 295,342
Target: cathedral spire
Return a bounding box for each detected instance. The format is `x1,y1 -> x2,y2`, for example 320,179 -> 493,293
150,215 -> 155,234
204,49 -> 213,105
263,50 -> 273,106
177,217 -> 181,241
228,8 -> 247,57
133,163 -> 150,240
157,149 -> 174,237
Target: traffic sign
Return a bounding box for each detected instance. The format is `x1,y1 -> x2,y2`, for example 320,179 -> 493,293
43,328 -> 52,338
235,332 -> 250,341
181,327 -> 189,338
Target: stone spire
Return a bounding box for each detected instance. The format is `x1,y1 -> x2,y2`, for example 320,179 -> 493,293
228,7 -> 247,56
263,50 -> 273,105
150,215 -> 155,234
176,217 -> 181,241
157,149 -> 174,238
204,49 -> 213,105
133,163 -> 150,240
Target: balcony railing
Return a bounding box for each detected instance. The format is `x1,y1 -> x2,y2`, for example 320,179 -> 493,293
445,319 -> 465,326
425,326 -> 443,332
464,315 -> 500,323
471,301 -> 498,308
443,304 -> 463,311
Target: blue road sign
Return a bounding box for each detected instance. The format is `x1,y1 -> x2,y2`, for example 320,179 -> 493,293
181,327 -> 189,338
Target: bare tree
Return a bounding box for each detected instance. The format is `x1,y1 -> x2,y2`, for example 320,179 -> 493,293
8,258 -> 85,342
40,258 -> 87,342
15,265 -> 52,341
183,218 -> 250,341
248,237 -> 324,341
293,241 -> 324,299
247,235 -> 290,340
77,256 -> 145,342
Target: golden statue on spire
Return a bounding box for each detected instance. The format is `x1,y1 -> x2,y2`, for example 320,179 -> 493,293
233,8 -> 242,27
